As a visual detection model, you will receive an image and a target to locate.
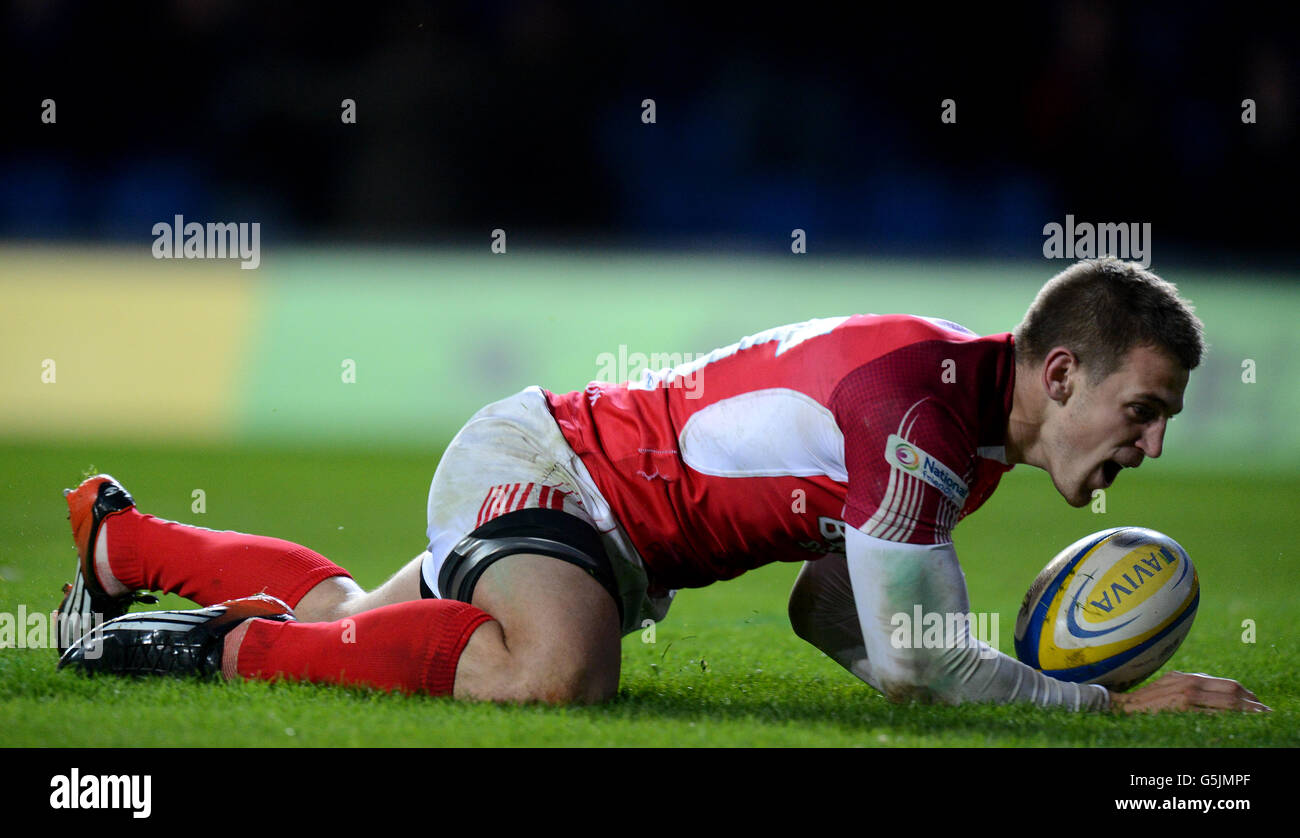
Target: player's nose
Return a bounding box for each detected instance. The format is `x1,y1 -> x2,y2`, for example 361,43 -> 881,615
1136,418 -> 1166,459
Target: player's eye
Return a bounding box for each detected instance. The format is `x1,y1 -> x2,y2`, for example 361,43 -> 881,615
1129,404 -> 1156,422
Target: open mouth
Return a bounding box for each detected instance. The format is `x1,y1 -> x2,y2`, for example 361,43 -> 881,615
1101,459 -> 1122,487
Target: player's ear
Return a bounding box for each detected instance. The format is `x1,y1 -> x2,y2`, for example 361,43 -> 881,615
1041,347 -> 1077,405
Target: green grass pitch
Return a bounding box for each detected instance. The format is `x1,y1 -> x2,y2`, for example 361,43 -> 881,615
1,439 -> 1295,747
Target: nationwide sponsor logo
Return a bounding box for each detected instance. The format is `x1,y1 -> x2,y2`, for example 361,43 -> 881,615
885,434 -> 969,507
892,442 -> 920,470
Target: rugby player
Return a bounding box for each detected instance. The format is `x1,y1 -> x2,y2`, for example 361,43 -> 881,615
56,258 -> 1267,713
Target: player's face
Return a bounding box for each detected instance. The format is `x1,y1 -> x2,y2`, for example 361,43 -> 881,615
1048,344 -> 1189,507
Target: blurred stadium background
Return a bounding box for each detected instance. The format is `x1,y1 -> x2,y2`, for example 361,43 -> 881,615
2,1 -> 1296,463
3,250 -> 1297,472
1,2 -> 1296,747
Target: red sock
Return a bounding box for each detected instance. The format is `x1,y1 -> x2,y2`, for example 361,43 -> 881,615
106,510 -> 351,608
232,600 -> 493,695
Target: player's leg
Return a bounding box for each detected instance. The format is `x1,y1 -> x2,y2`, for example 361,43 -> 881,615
62,388 -> 629,702
249,498 -> 624,700
62,475 -> 358,610
218,549 -> 622,704
293,552 -> 424,622
454,552 -> 621,703
56,474 -> 361,654
306,383 -> 629,700
223,382 -> 633,702
62,469 -> 623,703
65,517 -> 622,703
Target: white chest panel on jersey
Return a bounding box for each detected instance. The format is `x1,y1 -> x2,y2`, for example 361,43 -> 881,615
678,387 -> 848,480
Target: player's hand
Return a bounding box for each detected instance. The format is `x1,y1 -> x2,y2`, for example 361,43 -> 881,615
1109,671 -> 1270,714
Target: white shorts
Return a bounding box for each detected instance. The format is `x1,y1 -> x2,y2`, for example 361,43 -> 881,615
421,386 -> 674,635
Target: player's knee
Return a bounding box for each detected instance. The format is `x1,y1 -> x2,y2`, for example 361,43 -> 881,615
457,627 -> 617,705
513,654 -> 617,705
294,577 -> 368,623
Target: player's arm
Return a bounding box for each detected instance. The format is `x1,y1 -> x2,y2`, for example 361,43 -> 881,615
790,541 -> 1268,712
841,526 -> 1113,709
814,354 -> 1266,711
789,532 -> 1113,709
816,353 -> 1092,705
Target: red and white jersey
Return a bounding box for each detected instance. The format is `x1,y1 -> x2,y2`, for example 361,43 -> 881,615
544,315 -> 1016,591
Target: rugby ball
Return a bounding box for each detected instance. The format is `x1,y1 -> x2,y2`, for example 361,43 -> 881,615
1013,526 -> 1198,692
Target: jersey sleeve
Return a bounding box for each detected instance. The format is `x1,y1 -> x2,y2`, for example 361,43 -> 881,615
831,358 -> 974,545
844,527 -> 1112,710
